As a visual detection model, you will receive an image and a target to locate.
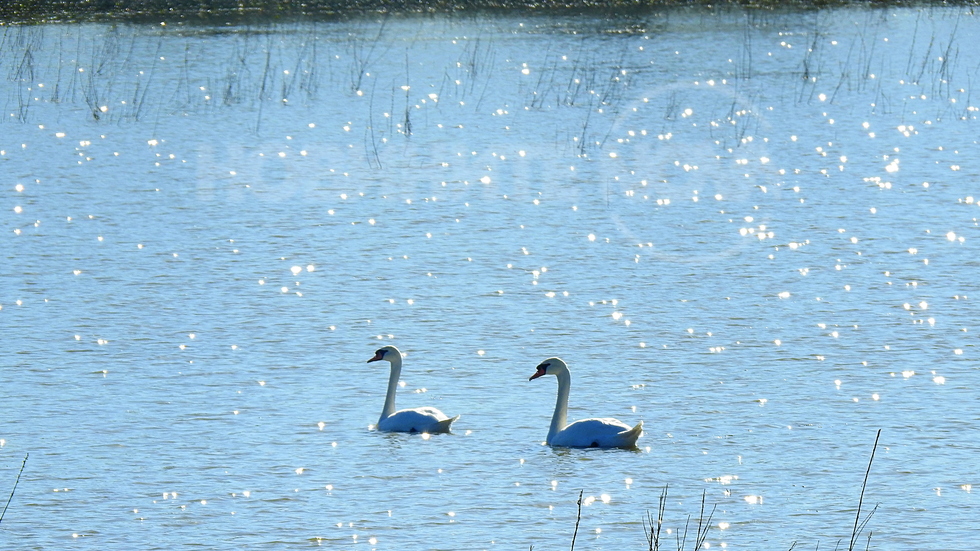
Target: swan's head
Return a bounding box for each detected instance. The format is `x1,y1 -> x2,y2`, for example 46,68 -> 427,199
529,357 -> 567,381
367,345 -> 401,363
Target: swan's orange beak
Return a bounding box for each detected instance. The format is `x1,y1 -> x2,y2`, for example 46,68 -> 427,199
367,351 -> 385,363
529,366 -> 546,381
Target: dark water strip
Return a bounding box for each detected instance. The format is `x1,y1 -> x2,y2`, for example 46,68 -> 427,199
2,0 -> 976,25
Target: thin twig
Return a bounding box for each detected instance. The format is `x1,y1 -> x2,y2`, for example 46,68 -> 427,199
849,429 -> 881,551
676,510 -> 692,551
0,453 -> 29,525
656,486 -> 667,550
643,485 -> 668,550
570,490 -> 584,551
695,490 -> 716,550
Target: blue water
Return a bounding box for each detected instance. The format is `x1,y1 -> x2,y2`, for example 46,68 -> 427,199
1,7 -> 978,549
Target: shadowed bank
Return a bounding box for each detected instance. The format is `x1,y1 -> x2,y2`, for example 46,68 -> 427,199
2,0 -> 978,24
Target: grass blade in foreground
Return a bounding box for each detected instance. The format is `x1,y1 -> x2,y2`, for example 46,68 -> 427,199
0,453 -> 29,526
849,429 -> 882,551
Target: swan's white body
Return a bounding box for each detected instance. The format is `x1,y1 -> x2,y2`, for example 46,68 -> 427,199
529,358 -> 642,449
368,346 -> 458,434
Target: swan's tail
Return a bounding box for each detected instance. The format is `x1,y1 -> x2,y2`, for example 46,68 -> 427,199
620,421 -> 643,447
435,415 -> 459,433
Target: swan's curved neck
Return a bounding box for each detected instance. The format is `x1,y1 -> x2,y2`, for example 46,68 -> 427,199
548,364 -> 571,444
381,355 -> 402,422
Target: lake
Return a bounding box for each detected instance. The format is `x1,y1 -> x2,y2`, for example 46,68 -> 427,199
1,5 -> 978,549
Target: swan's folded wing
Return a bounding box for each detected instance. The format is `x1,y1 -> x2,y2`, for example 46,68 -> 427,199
551,417 -> 639,448
379,407 -> 456,433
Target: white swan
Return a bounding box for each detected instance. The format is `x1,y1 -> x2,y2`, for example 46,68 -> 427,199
367,345 -> 458,434
529,357 -> 642,449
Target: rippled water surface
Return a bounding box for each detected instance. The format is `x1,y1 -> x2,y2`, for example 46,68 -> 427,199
2,7 -> 979,549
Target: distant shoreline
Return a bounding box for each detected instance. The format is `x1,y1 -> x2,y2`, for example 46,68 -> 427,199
2,0 -> 976,25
